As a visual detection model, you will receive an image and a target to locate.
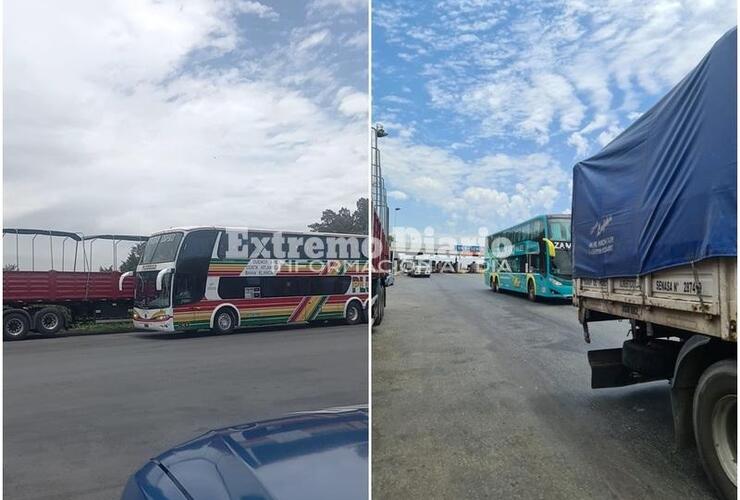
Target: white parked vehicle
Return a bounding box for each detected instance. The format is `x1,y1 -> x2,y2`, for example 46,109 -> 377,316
408,259 -> 432,277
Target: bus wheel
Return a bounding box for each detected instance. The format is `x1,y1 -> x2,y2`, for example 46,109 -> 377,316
694,359 -> 737,500
35,308 -> 64,336
492,277 -> 499,292
4,312 -> 30,341
345,301 -> 363,326
527,281 -> 537,302
212,309 -> 236,334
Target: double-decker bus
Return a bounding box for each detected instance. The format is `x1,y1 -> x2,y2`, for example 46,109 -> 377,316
123,227 -> 369,333
483,214 -> 572,300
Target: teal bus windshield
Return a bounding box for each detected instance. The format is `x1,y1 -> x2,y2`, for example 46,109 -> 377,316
483,214 -> 572,299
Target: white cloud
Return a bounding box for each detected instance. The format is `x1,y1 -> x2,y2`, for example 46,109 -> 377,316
237,1 -> 279,20
388,190 -> 408,201
309,0 -> 367,13
297,29 -> 331,51
378,0 -> 735,152
382,95 -> 412,105
379,135 -> 569,229
338,90 -> 368,117
4,0 -> 367,238
567,132 -> 589,158
597,124 -> 624,146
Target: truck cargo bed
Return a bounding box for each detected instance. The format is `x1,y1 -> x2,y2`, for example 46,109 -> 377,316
574,258 -> 736,341
3,271 -> 135,303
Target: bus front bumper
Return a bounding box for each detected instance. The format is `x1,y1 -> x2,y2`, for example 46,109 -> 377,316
133,308 -> 175,332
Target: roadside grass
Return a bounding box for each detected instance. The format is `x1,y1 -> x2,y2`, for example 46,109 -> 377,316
65,321 -> 139,335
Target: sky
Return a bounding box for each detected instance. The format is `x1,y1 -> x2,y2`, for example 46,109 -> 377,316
4,0 -> 368,269
372,0 -> 736,241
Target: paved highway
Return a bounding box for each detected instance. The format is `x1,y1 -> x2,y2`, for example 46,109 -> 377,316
5,323 -> 367,500
372,273 -> 716,500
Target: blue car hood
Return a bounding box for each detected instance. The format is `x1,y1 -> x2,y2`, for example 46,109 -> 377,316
124,407 -> 368,500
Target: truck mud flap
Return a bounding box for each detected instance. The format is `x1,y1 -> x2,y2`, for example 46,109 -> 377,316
588,348 -> 662,389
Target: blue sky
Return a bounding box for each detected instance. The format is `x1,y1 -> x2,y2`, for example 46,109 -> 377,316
373,0 -> 736,240
4,0 -> 367,270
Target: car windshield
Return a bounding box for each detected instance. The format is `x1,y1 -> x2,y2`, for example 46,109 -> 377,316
140,232 -> 183,265
134,271 -> 172,308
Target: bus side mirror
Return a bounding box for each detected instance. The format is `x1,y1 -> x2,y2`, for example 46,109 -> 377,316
155,267 -> 174,291
542,238 -> 556,258
119,271 -> 133,291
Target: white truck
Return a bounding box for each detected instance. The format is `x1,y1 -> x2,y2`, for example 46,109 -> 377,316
573,28 -> 736,499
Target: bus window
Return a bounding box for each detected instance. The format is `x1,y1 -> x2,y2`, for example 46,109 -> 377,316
506,256 -> 521,273
174,230 -> 218,305
218,276 -> 261,299
528,254 -> 541,273
311,276 -> 352,295
216,231 -> 228,259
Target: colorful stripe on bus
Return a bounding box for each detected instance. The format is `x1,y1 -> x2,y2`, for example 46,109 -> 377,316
172,294 -> 353,330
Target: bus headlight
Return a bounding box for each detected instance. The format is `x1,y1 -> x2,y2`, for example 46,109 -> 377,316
549,277 -> 562,286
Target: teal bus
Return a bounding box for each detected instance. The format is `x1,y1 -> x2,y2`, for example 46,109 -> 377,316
483,214 -> 572,300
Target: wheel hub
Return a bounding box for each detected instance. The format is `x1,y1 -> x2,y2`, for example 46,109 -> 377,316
348,307 -> 359,322
41,313 -> 59,330
218,314 -> 232,330
6,319 -> 24,336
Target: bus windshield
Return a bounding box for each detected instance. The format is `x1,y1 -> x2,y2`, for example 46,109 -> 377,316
140,232 -> 183,265
547,217 -> 572,279
550,249 -> 572,279
134,271 -> 172,308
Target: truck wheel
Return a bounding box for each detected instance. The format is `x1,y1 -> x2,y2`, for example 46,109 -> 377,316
35,308 -> 64,335
212,308 -> 236,334
694,359 -> 736,500
622,339 -> 681,379
345,301 -> 362,325
374,287 -> 385,326
527,281 -> 536,301
4,312 -> 30,341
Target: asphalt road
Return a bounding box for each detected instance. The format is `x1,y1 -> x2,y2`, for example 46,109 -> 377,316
5,322 -> 368,500
372,273 -> 717,500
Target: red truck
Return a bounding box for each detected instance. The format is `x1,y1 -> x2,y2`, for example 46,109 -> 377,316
3,229 -> 146,340
371,125 -> 392,325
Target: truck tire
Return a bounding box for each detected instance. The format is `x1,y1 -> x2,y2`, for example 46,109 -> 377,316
34,308 -> 64,336
4,312 -> 30,341
693,359 -> 736,500
622,339 -> 681,379
345,301 -> 363,325
374,287 -> 385,326
212,308 -> 236,334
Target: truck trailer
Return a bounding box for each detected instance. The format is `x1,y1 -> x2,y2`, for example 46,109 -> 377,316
371,124 -> 393,325
3,229 -> 146,340
572,29 -> 736,499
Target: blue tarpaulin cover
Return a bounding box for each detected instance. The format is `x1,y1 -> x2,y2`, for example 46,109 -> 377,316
572,28 -> 737,279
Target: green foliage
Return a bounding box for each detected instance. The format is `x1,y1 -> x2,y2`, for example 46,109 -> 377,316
308,198 -> 368,235
120,242 -> 146,272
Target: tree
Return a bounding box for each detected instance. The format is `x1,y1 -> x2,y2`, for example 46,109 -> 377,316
120,242 -> 146,272
308,198 -> 368,235
3,264 -> 18,272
